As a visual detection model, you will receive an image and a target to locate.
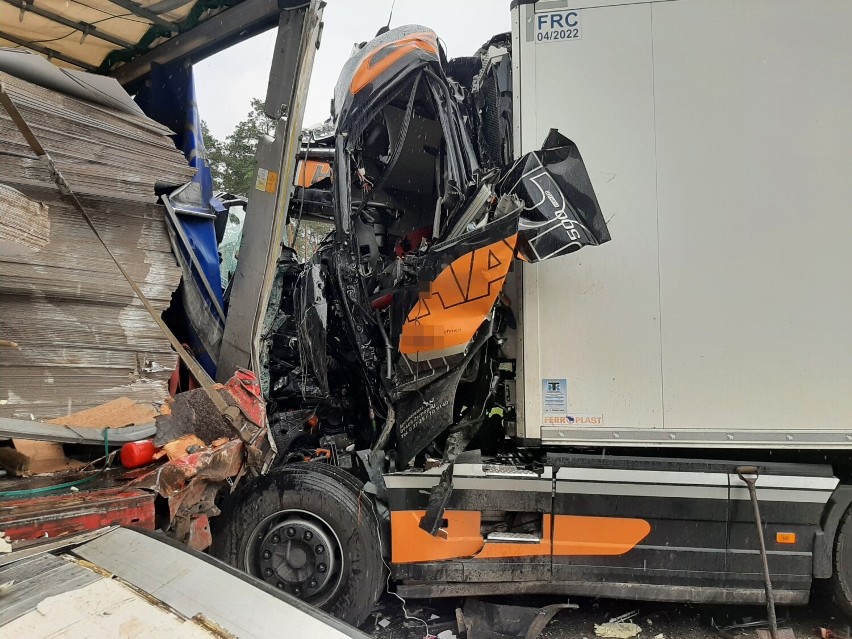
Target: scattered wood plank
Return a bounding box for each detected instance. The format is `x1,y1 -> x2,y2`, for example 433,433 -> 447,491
8,440 -> 85,476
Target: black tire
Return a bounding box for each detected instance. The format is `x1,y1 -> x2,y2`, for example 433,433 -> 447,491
211,464 -> 385,627
829,505 -> 852,617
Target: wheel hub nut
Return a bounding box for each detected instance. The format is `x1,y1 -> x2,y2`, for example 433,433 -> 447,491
255,517 -> 339,605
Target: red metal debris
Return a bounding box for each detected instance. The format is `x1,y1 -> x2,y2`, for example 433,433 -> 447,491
0,370 -> 271,552
128,369 -> 273,550
186,513 -> 213,551
225,369 -> 266,432
0,487 -> 155,542
131,439 -> 244,549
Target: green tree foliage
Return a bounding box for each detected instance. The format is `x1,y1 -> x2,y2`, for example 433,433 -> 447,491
201,99 -> 273,195
291,219 -> 333,260
200,119 -> 225,190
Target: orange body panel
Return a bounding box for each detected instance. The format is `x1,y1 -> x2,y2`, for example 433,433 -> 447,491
391,510 -> 482,563
552,515 -> 651,556
350,32 -> 439,95
391,510 -> 650,563
296,159 -> 332,187
399,235 -> 517,358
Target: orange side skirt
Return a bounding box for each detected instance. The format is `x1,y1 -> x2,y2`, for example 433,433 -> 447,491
390,510 -> 651,564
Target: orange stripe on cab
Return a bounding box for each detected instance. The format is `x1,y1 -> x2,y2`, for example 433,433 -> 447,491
350,32 -> 439,95
400,235 -> 518,360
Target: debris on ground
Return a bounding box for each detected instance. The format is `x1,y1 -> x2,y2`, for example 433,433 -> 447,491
593,621 -> 643,638
3,440 -> 85,476
755,629 -> 796,639
610,611 -> 640,624
461,598 -> 578,639
0,397 -> 161,478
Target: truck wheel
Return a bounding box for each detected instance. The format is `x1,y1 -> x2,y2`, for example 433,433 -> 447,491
830,506 -> 852,617
211,464 -> 385,627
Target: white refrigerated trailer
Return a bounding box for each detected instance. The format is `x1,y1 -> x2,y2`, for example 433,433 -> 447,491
510,0 -> 852,450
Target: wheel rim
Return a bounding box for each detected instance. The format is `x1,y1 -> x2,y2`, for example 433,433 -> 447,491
244,509 -> 344,607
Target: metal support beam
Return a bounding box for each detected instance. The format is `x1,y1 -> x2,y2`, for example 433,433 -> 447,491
216,0 -> 324,380
106,0 -> 179,32
2,0 -> 137,49
113,0 -> 290,88
0,30 -> 96,70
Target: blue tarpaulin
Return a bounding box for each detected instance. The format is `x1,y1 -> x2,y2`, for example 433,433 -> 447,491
135,63 -> 225,377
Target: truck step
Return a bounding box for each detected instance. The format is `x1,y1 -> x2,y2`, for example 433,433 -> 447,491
486,532 -> 541,544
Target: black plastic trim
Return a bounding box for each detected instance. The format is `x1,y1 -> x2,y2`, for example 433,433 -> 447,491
397,579 -> 809,605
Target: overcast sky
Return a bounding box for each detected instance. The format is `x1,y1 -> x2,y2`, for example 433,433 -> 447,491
194,0 -> 510,140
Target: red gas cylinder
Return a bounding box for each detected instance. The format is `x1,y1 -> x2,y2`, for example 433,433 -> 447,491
120,439 -> 158,469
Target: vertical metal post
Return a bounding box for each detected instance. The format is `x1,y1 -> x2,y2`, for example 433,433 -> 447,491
217,0 -> 324,380
736,466 -> 779,639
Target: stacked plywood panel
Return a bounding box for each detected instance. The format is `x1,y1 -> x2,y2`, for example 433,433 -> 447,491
0,72 -> 191,420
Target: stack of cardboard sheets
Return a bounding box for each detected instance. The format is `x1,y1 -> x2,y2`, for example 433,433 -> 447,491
0,71 -> 192,420
0,184 -> 49,256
